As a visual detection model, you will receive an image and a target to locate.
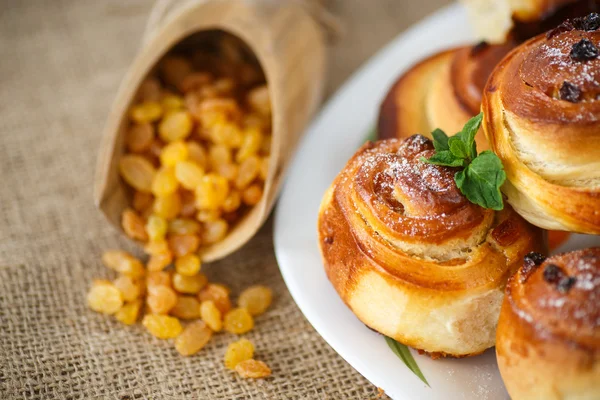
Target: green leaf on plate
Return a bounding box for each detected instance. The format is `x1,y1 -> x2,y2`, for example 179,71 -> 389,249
385,336 -> 430,387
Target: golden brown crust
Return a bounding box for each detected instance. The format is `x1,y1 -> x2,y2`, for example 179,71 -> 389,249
377,43 -> 515,151
318,135 -> 545,357
497,248 -> 600,399
482,25 -> 600,234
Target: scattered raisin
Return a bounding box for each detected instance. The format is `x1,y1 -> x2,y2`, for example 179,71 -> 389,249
557,276 -> 576,293
235,359 -> 271,379
570,38 -> 599,61
224,339 -> 255,370
573,13 -> 600,31
521,252 -> 546,283
559,81 -> 582,103
546,20 -> 575,39
324,236 -> 334,244
543,264 -> 563,284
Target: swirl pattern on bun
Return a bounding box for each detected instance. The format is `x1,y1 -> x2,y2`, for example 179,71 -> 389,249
482,17 -> 600,233
318,135 -> 545,357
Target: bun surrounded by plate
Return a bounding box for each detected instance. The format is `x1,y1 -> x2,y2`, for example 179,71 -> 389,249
482,15 -> 600,234
497,248 -> 600,400
317,135 -> 545,358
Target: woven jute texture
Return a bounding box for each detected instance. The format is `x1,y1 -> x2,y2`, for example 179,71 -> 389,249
0,0 -> 447,398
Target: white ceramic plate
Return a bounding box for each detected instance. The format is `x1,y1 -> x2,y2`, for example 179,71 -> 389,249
273,3 -> 600,399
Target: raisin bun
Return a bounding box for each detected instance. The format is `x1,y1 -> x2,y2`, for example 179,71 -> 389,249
497,248 -> 600,400
482,14 -> 600,234
317,135 -> 545,357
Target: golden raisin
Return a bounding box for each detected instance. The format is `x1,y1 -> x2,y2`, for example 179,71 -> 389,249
195,174 -> 229,210
175,160 -> 205,190
115,299 -> 143,325
161,94 -> 184,111
126,123 -> 154,153
168,234 -> 200,257
259,157 -> 269,180
223,308 -> 254,334
208,144 -> 232,167
119,155 -> 157,193
130,101 -> 163,124
200,300 -> 223,332
198,283 -> 231,314
179,190 -> 197,218
236,128 -> 262,163
196,209 -> 221,223
173,272 -> 207,294
144,240 -> 170,255
186,142 -> 208,169
202,219 -> 228,244
160,56 -> 192,88
137,78 -> 161,102
146,214 -> 168,242
242,184 -> 263,206
87,281 -> 123,315
142,314 -> 182,339
180,72 -> 212,93
147,251 -> 173,272
168,218 -> 200,235
222,191 -> 241,213
159,111 -> 193,142
146,270 -> 172,289
147,285 -> 178,314
235,155 -> 260,189
175,254 -> 201,276
102,250 -> 145,278
153,192 -> 182,220
175,321 -> 213,356
113,275 -> 142,302
160,140 -> 189,167
247,85 -> 271,117
133,191 -> 154,214
238,285 -> 272,316
224,339 -> 255,370
235,359 -> 271,379
170,296 -> 201,320
121,209 -> 149,241
214,163 -> 238,182
151,167 -> 178,197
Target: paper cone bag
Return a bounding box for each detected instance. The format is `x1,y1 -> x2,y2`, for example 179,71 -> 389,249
94,0 -> 327,261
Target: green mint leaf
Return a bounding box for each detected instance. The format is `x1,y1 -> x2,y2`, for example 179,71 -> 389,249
448,137 -> 469,159
454,150 -> 505,210
385,337 -> 430,387
431,128 -> 449,151
420,151 -> 465,167
456,113 -> 483,159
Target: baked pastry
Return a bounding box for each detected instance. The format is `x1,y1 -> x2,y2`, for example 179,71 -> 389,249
378,42 -> 514,151
497,248 -> 600,399
317,135 -> 545,357
461,0 -> 599,43
482,15 -> 600,234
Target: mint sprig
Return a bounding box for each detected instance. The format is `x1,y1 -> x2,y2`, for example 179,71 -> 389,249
385,336 -> 429,386
420,113 -> 506,210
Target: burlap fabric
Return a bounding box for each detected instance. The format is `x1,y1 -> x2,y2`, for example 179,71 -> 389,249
0,0 -> 447,398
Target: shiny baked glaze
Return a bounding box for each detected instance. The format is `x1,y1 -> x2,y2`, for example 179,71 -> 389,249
318,136 -> 545,356
497,248 -> 600,399
482,26 -> 600,233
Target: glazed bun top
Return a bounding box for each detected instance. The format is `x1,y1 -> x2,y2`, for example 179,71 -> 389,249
510,248 -> 600,349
